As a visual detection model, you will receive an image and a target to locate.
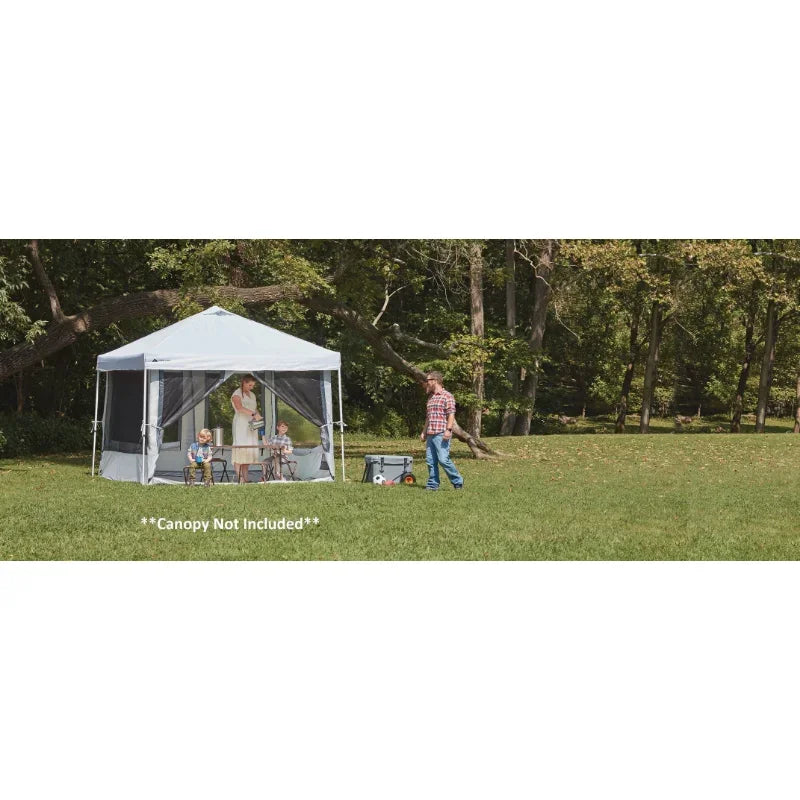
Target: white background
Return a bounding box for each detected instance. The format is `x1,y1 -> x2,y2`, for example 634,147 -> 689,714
2,564 -> 800,799
2,1 -> 800,798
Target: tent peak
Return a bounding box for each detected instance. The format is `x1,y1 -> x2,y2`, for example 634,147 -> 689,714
200,305 -> 233,315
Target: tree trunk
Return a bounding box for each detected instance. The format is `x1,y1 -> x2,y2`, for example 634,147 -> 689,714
793,372 -> 800,434
755,299 -> 779,433
639,301 -> 664,434
14,370 -> 27,413
500,239 -> 518,435
226,246 -> 248,287
50,345 -> 73,416
730,319 -> 755,433
615,310 -> 641,433
465,241 -> 485,438
513,239 -> 556,435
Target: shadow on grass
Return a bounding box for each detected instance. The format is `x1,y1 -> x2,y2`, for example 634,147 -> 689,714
0,452 -> 93,469
530,415 -> 797,436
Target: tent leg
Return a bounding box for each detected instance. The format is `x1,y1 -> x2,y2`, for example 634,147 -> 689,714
91,370 -> 100,477
337,368 -> 345,482
141,368 -> 147,486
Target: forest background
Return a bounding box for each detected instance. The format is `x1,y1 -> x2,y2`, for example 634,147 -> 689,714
1,238 -> 798,458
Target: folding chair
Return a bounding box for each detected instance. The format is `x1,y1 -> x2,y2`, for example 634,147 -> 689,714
183,465 -> 214,485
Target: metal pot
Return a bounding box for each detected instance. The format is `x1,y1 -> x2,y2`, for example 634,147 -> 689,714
212,426 -> 225,447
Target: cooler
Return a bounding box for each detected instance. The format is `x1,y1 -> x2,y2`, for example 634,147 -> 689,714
362,454 -> 415,484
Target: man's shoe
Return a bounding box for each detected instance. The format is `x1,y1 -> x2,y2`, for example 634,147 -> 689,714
453,482 -> 464,490
425,486 -> 438,491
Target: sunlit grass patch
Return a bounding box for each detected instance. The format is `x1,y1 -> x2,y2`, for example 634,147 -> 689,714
2,427 -> 799,560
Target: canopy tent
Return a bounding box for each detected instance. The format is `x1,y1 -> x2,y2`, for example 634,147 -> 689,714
91,306 -> 345,484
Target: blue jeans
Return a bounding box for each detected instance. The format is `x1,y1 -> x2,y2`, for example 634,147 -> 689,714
425,433 -> 463,489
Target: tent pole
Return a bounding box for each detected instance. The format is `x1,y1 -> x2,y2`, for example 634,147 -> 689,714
91,370 -> 100,477
337,368 -> 345,482
141,368 -> 147,485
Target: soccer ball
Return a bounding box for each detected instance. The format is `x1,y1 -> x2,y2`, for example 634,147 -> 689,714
373,474 -> 386,485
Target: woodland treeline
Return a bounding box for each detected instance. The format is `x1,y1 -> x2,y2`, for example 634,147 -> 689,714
1,239 -> 799,457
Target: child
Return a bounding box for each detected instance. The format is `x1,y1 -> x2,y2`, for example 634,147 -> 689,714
187,428 -> 213,486
262,420 -> 293,481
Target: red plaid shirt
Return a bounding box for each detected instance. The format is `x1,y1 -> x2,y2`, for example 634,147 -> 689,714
426,388 -> 456,435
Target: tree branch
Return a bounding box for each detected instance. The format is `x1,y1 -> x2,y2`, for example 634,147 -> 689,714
551,300 -> 580,342
301,295 -> 500,457
387,324 -> 454,356
0,284 -> 300,382
27,240 -> 65,322
372,284 -> 408,326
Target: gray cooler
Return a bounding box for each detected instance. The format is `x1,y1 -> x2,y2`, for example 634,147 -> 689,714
362,454 -> 415,483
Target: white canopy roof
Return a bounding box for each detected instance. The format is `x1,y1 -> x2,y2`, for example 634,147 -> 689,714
96,306 -> 341,372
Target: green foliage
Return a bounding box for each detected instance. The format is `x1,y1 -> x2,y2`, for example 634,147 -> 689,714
207,375 -> 244,434
274,402 -> 321,445
345,407 -> 409,437
0,414 -> 91,457
243,240 -> 332,295
149,240 -> 236,286
0,253 -> 35,345
587,376 -> 619,409
652,386 -> 674,417
6,238 -> 800,436
767,385 -> 796,417
150,239 -> 332,295
172,288 -> 249,320
703,375 -> 734,409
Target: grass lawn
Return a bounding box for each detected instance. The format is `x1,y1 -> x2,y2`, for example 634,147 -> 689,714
2,418 -> 800,560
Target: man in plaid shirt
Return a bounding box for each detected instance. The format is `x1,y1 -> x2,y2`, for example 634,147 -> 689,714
419,371 -> 464,491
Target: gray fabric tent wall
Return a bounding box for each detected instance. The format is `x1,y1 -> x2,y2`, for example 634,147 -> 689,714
98,368 -> 336,484
99,370 -> 160,482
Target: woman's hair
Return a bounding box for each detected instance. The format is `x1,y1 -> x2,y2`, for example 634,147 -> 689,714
198,428 -> 212,439
241,374 -> 257,385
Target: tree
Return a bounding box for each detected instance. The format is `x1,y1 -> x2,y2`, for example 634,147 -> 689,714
466,241 -> 485,437
794,370 -> 800,434
751,242 -> 800,432
560,240 -> 646,432
687,240 -> 765,431
499,239 -> 518,434
512,239 -> 556,435
636,242 -> 693,434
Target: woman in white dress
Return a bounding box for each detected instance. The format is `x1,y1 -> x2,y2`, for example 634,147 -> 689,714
231,374 -> 262,483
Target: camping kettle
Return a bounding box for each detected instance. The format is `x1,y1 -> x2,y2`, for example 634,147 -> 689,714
212,426 -> 225,447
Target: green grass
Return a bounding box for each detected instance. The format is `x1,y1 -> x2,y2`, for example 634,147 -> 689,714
2,420 -> 800,560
